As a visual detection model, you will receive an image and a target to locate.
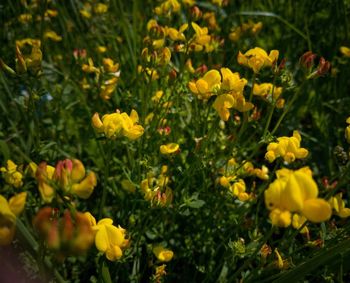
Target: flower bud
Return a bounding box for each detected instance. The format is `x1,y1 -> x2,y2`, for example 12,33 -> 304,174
299,51 -> 317,69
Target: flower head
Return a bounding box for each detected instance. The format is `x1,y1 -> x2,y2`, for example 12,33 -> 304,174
0,193 -> 27,245
265,131 -> 308,163
265,167 -> 332,227
153,245 -> 174,262
1,160 -> 23,188
85,213 -> 129,261
92,109 -> 144,140
32,159 -> 97,202
237,47 -> 279,73
160,143 -> 179,154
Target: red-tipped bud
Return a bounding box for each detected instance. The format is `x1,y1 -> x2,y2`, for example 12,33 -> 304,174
299,51 -> 317,69
316,57 -> 331,76
190,6 -> 202,21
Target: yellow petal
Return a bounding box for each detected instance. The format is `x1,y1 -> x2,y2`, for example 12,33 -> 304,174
95,226 -> 108,252
302,198 -> 332,222
105,225 -> 124,246
8,192 -> 27,216
71,172 -> 97,199
106,245 -> 123,261
71,159 -> 86,182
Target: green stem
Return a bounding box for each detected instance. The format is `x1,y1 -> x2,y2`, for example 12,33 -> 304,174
237,73 -> 256,142
262,75 -> 278,137
270,82 -> 305,136
98,140 -> 111,219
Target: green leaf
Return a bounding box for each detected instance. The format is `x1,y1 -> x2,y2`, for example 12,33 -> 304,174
187,199 -> 206,209
0,139 -> 10,161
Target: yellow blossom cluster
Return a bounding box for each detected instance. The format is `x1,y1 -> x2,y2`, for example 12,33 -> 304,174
145,19 -> 218,54
140,166 -> 173,207
153,245 -> 174,262
92,109 -> 144,140
188,68 -> 253,121
30,159 -> 97,203
0,192 -> 27,245
217,158 -> 268,201
229,20 -> 263,42
238,47 -> 279,73
253,83 -> 285,108
81,57 -> 120,100
265,167 -> 332,229
33,208 -> 94,255
1,160 -> 24,188
328,193 -> 350,218
265,131 -> 309,163
85,213 -> 129,261
80,2 -> 109,19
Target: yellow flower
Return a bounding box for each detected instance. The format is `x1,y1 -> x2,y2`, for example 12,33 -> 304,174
166,24 -> 188,41
190,22 -> 211,51
82,58 -> 100,74
188,69 -> 221,100
96,46 -> 107,53
155,0 -> 181,16
92,110 -> 144,140
345,117 -> 350,143
0,193 -> 27,245
220,68 -> 247,94
71,172 -> 97,199
1,160 -> 23,188
230,179 -> 251,201
18,13 -> 32,23
44,30 -> 62,42
160,143 -> 179,154
253,165 -> 269,180
292,214 -> 309,234
253,83 -> 283,100
265,167 -> 332,226
15,39 -> 42,74
102,58 -> 120,73
213,94 -> 235,121
45,9 -> 58,18
340,46 -> 350,57
328,193 -> 350,218
100,77 -> 118,100
153,245 -> 174,262
33,160 -> 97,202
265,131 -> 309,163
94,3 -> 108,14
80,5 -> 92,19
85,213 -> 128,261
269,208 -> 292,227
274,248 -> 288,269
237,47 -> 279,73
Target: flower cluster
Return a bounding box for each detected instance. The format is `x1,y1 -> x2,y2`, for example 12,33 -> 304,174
265,131 -> 309,163
0,193 -> 27,245
141,166 -> 173,207
217,158 -> 269,201
85,213 -> 129,261
1,160 -> 24,188
238,47 -> 279,73
31,159 -> 97,203
33,208 -> 94,255
253,83 -> 285,108
188,68 -> 253,121
264,167 -> 331,228
229,20 -> 263,42
81,57 -> 120,100
92,109 -> 144,140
